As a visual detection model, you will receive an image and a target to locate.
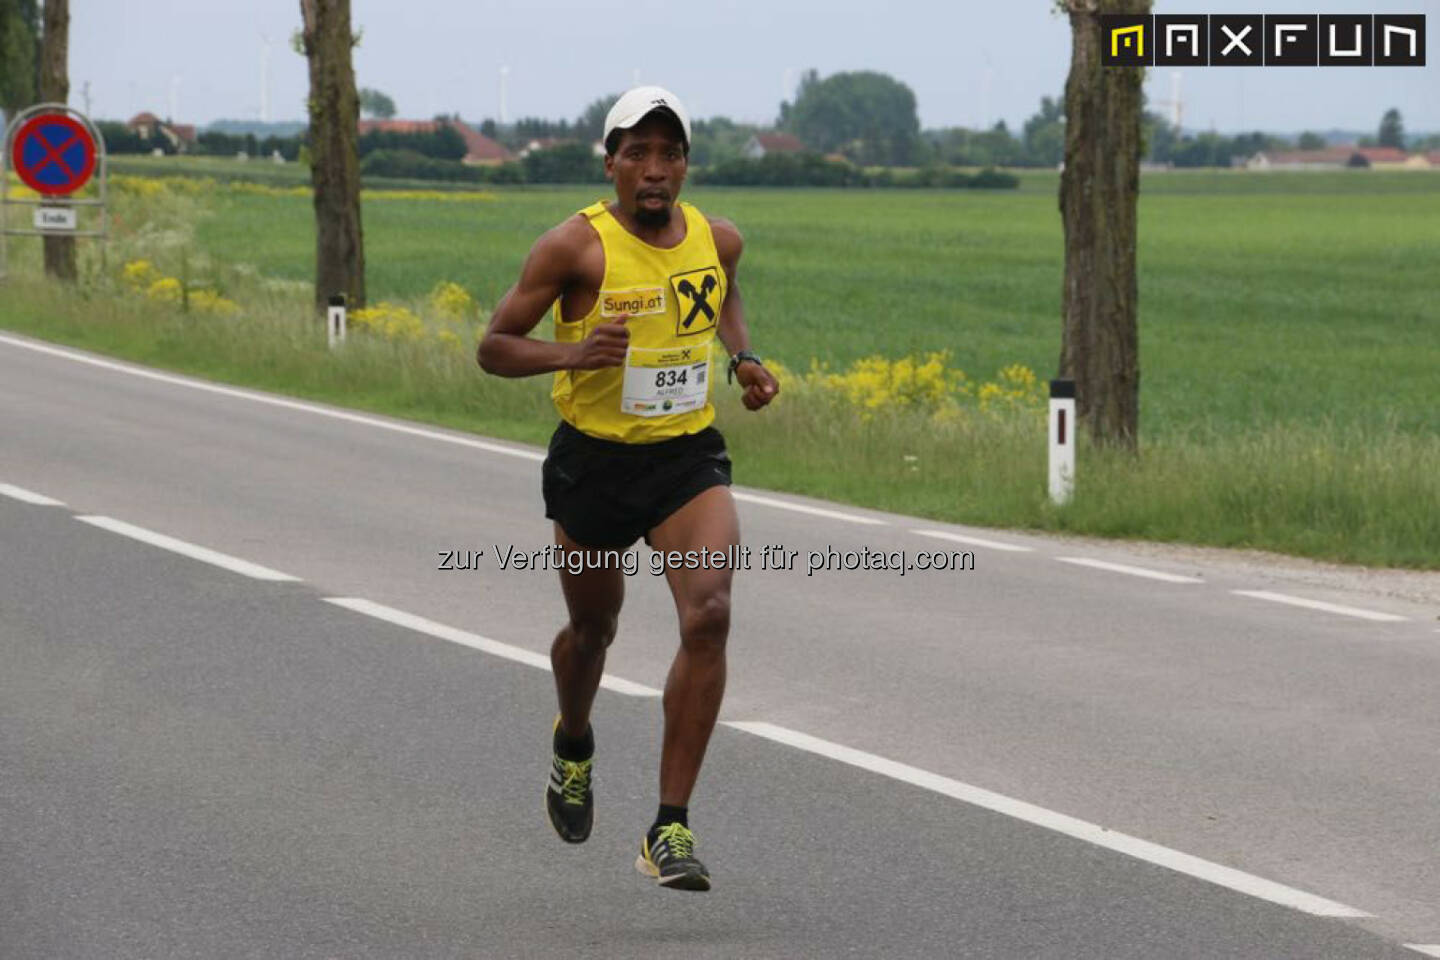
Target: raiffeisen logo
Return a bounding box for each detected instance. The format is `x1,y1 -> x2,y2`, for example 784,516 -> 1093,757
1101,13 -> 1425,66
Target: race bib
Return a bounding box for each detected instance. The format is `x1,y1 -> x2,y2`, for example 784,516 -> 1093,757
621,343 -> 711,417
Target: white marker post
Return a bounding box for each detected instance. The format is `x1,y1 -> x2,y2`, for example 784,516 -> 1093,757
327,293 -> 346,349
1048,378 -> 1075,505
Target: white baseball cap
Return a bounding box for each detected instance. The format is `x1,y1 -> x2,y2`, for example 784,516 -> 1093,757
603,86 -> 691,151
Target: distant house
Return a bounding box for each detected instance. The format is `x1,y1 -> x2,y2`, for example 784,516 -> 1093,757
1245,146 -> 1431,171
1244,148 -> 1350,170
127,112 -> 197,152
1351,147 -> 1413,169
357,119 -> 515,166
742,132 -> 806,159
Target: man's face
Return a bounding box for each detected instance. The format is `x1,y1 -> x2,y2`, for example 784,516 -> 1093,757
605,112 -> 687,228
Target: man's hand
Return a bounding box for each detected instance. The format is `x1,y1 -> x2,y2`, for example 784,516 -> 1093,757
735,360 -> 779,411
571,315 -> 632,370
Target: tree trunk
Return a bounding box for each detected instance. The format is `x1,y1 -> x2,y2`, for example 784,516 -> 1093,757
38,0 -> 74,283
1059,0 -> 1148,450
299,0 -> 365,313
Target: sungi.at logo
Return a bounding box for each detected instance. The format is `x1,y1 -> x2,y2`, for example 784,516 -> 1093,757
1101,14 -> 1425,66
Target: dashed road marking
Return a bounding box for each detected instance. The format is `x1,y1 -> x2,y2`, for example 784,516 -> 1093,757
1056,557 -> 1203,584
912,528 -> 1033,552
323,597 -> 661,697
723,719 -> 1370,919
0,482 -> 65,506
1233,590 -> 1407,623
75,515 -> 300,582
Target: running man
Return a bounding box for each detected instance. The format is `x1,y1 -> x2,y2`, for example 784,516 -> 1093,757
477,86 -> 779,891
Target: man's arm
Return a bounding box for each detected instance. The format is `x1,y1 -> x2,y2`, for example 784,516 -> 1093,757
477,219 -> 629,377
711,217 -> 778,410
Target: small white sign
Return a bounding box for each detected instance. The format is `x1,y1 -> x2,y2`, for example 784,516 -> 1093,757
34,207 -> 77,231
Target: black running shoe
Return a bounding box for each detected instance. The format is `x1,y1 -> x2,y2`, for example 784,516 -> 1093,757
545,719 -> 593,844
635,822 -> 711,891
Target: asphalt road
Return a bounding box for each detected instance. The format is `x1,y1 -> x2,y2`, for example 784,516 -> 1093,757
2,332 -> 1438,958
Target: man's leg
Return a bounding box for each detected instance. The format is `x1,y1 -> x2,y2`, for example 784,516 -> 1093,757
551,523 -> 625,739
632,485 -> 737,890
647,485 -> 739,809
546,524 -> 625,843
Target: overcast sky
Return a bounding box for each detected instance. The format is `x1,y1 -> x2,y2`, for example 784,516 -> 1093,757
69,0 -> 1437,135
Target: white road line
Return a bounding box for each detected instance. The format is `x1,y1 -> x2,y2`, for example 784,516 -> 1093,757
0,483 -> 65,506
732,491 -> 886,525
75,515 -> 300,581
3,334 -> 904,527
1056,557 -> 1204,584
912,528 -> 1034,553
0,333 -> 545,462
1233,590 -> 1408,623
723,720 -> 1370,919
1404,946 -> 1440,958
323,597 -> 661,697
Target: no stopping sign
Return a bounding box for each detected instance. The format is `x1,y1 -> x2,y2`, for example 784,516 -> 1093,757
11,113 -> 97,196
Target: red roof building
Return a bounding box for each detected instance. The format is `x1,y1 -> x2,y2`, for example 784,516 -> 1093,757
742,131 -> 807,159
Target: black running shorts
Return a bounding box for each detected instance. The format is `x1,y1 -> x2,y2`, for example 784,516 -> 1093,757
541,420 -> 733,550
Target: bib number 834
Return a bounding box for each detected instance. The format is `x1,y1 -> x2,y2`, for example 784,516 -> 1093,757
655,368 -> 689,388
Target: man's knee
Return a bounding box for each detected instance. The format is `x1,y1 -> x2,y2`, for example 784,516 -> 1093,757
679,590 -> 730,652
568,612 -> 618,653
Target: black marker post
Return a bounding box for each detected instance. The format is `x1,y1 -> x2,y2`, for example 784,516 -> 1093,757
327,293 -> 346,349
1048,379 -> 1076,505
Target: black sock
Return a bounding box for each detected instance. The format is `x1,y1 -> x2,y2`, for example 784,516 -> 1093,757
553,722 -> 594,761
652,803 -> 688,831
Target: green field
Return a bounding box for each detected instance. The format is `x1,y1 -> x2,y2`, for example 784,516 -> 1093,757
177,169 -> 1439,437
3,160 -> 1437,566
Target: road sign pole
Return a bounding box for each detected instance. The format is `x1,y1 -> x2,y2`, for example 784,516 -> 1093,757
328,294 -> 347,349
1049,379 -> 1076,505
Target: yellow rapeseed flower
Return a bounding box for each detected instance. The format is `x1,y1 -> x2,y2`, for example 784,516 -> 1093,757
145,276 -> 183,304
352,302 -> 426,341
429,281 -> 478,322
189,289 -> 241,316
123,259 -> 158,288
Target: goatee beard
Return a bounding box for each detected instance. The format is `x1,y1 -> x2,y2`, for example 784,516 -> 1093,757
634,205 -> 671,228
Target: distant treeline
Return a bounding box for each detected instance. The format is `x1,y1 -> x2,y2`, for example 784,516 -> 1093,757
695,154 -> 1019,189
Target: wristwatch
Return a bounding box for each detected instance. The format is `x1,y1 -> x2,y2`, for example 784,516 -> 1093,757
727,349 -> 764,385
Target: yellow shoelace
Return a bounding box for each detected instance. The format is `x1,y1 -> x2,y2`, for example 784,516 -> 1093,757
558,758 -> 591,805
656,822 -> 696,859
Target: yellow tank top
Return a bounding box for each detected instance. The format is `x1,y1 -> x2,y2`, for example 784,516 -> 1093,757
551,200 -> 725,444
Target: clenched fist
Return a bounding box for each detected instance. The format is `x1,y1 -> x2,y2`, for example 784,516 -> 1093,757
571,315 -> 631,370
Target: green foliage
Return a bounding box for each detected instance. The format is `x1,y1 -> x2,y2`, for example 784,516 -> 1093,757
573,94 -> 619,142
0,0 -> 38,116
97,121 -> 155,155
697,153 -> 864,187
1022,96 -> 1065,167
521,142 -> 603,183
357,148 -> 524,184
689,116 -> 760,167
194,129 -> 303,160
925,121 -> 1028,168
358,123 -> 466,161
781,69 -> 922,166
1297,131 -> 1326,151
504,116 -> 574,151
1378,108 -> 1404,149
358,87 -> 396,119
695,155 -> 1018,189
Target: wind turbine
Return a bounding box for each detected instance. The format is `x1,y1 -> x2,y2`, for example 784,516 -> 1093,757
260,32 -> 273,123
499,65 -> 509,124
1153,72 -> 1184,132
